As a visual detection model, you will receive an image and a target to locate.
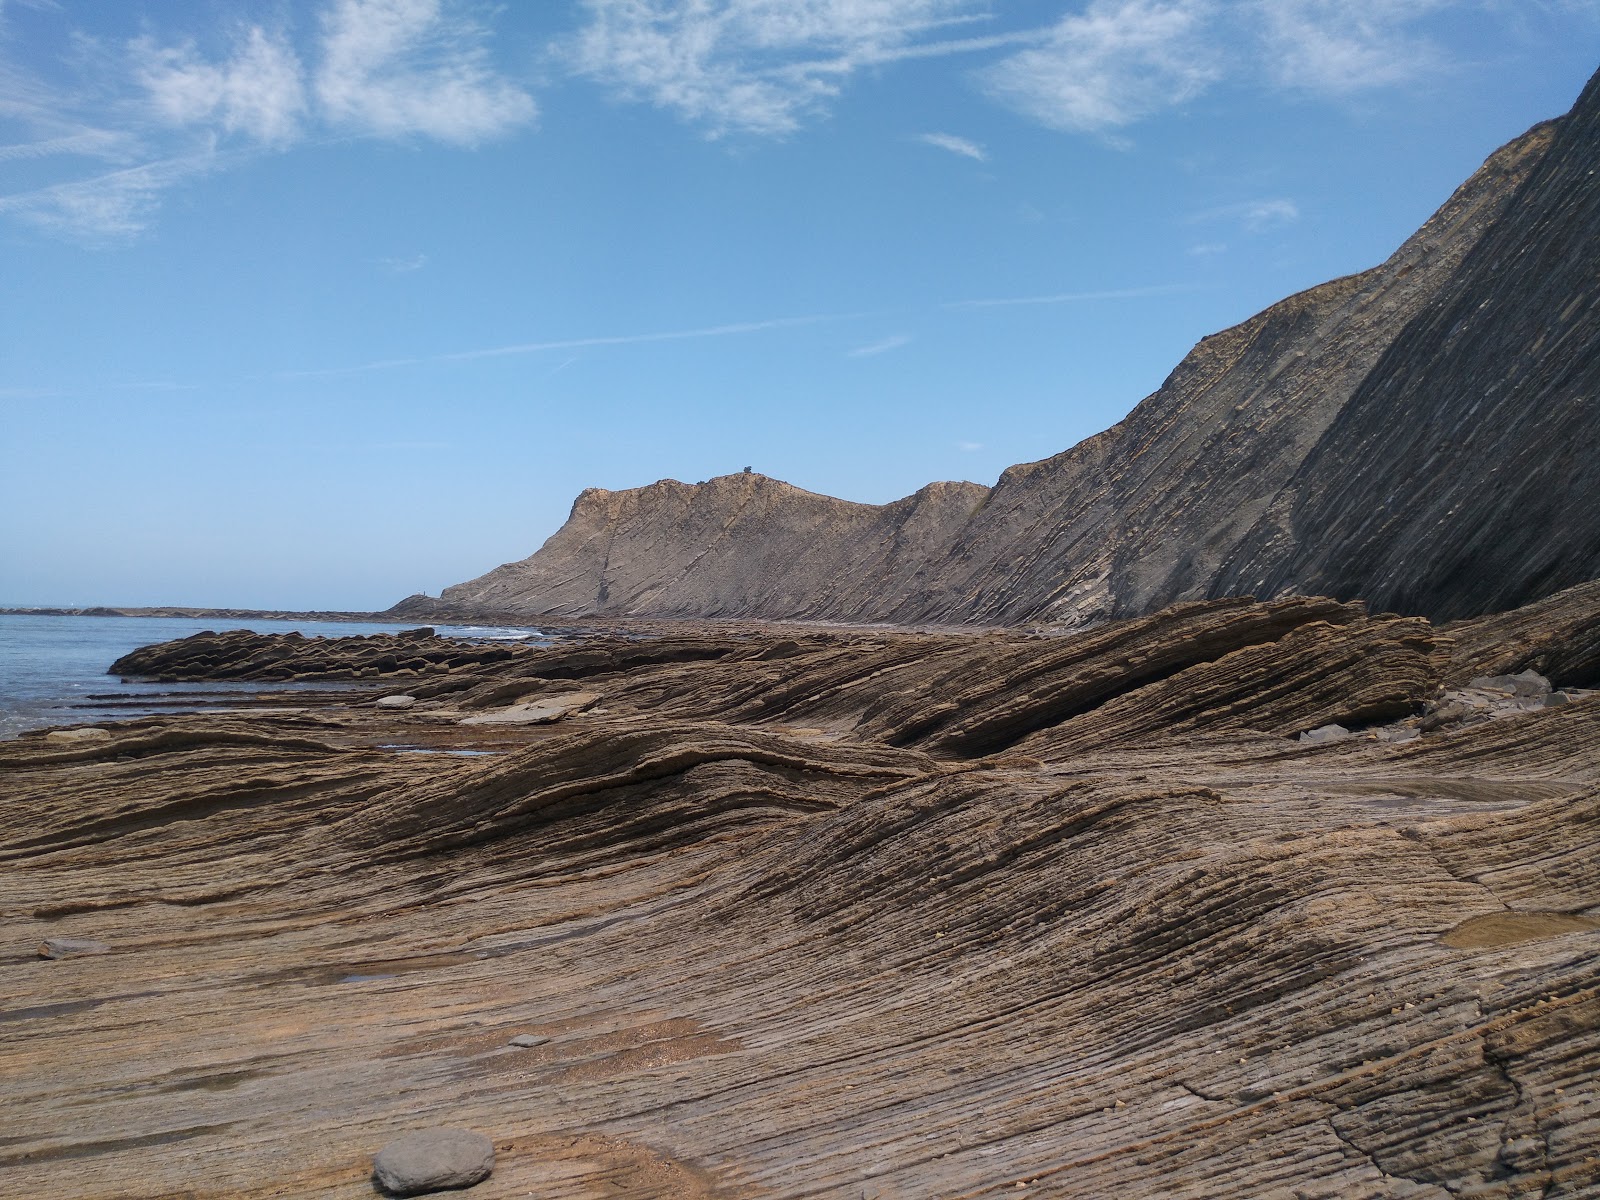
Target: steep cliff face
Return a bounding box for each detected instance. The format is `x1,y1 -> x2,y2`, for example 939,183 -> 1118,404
1212,68 -> 1600,620
438,68 -> 1598,626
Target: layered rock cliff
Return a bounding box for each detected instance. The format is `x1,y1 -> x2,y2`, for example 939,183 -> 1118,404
437,67 -> 1600,627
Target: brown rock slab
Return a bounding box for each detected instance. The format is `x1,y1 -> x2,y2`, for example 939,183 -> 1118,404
459,691 -> 600,726
44,728 -> 112,744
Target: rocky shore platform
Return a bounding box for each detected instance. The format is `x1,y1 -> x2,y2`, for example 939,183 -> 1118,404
5,585 -> 1600,1198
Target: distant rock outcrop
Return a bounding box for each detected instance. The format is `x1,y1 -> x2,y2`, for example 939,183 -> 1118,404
436,67 -> 1600,627
441,474 -> 987,620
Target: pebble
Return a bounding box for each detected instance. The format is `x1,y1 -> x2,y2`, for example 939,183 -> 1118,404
508,1033 -> 550,1048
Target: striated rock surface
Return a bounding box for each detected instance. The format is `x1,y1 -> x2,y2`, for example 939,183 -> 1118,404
108,626 -> 531,682
437,67 -> 1599,628
5,585 -> 1600,1196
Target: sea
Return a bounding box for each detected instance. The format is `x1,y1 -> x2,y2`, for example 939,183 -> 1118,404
0,614 -> 550,739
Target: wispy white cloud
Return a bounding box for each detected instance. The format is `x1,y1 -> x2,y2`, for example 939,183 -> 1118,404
135,26 -> 307,145
849,333 -> 913,357
1189,197 -> 1300,231
279,311 -> 867,378
0,128 -> 127,161
944,283 -> 1195,310
0,0 -> 536,241
982,0 -> 1468,138
1252,0 -> 1451,94
0,151 -> 217,240
983,0 -> 1220,136
917,130 -> 985,160
956,440 -> 983,451
1187,240 -> 1227,256
315,0 -> 535,145
569,0 -> 994,136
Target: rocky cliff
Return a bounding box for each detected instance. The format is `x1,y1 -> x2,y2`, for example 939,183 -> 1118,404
437,67 -> 1599,627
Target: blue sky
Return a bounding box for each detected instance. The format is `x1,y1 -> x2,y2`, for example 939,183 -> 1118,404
2,1 -> 1597,610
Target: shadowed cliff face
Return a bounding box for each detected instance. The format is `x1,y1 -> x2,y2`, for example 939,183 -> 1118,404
438,67 -> 1597,628
1212,68 -> 1600,620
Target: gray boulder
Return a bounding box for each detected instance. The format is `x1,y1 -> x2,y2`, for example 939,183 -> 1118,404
372,1128 -> 493,1196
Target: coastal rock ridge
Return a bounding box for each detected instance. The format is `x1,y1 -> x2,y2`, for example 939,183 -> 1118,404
430,65 -> 1600,628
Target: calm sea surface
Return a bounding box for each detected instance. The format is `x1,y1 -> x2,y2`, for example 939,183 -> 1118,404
0,614 -> 548,739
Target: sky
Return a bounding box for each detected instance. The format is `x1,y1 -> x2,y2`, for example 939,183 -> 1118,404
2,1 -> 1598,610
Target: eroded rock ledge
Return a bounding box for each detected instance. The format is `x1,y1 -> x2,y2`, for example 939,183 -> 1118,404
3,586 -> 1599,1197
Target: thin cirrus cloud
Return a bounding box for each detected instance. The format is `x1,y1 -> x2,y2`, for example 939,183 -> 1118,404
0,151 -> 221,240
568,0 -> 1003,137
0,0 -> 536,239
944,283 -> 1196,310
982,0 -> 1221,136
917,131 -> 986,160
1251,0 -> 1453,95
978,0 -> 1465,136
1189,197 -> 1301,231
277,311 -> 869,379
848,334 -> 914,357
566,0 -> 1473,141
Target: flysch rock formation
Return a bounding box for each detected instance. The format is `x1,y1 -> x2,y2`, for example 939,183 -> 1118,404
435,65 -> 1600,628
5,583 -> 1600,1197
434,473 -> 990,621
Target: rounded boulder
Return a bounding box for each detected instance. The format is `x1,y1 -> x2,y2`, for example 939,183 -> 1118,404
372,1128 -> 494,1196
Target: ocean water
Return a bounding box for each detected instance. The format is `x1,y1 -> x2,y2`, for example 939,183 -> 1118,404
0,614 -> 549,739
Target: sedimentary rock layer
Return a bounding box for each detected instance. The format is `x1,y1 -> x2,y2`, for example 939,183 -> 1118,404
6,586 -> 1600,1197
436,66 -> 1598,627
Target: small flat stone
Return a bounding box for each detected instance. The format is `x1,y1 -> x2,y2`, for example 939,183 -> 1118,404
39,938 -> 110,959
1298,723 -> 1351,744
372,1128 -> 494,1196
1468,670 -> 1552,697
45,728 -> 112,745
376,695 -> 418,709
460,691 -> 601,726
508,1033 -> 550,1048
